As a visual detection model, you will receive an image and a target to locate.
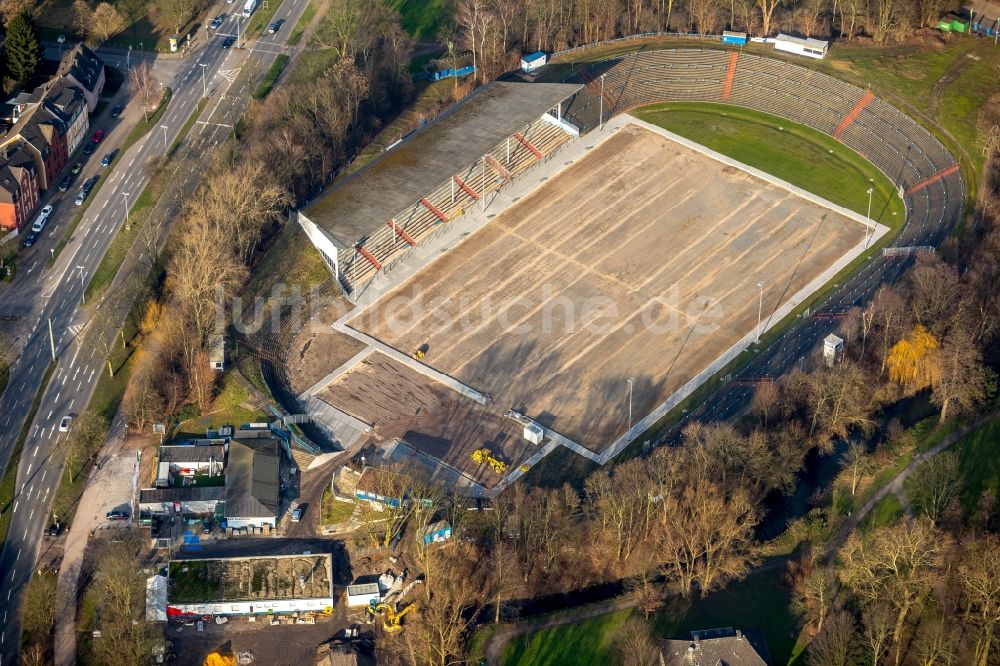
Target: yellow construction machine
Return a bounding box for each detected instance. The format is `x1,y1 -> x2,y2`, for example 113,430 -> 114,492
367,601 -> 416,632
471,448 -> 507,474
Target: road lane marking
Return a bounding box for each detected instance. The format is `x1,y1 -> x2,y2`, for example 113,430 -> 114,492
12,501 -> 17,514
46,410 -> 52,419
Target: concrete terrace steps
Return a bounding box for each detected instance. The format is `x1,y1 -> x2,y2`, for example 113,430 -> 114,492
339,117 -> 572,294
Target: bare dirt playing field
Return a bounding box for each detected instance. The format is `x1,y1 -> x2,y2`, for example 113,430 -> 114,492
318,353 -> 529,488
352,122 -> 866,452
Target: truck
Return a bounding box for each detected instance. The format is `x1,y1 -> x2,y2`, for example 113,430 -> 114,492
242,0 -> 258,19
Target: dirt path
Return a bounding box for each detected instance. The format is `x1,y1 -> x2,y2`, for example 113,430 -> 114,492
928,53 -> 971,116
824,409 -> 999,558
482,411 -> 1000,665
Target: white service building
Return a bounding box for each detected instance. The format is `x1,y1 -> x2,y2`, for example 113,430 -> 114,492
773,34 -> 829,59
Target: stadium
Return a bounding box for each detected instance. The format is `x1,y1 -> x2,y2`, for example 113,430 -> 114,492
295,48 -> 963,494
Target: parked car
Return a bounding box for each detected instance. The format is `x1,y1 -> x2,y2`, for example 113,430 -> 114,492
58,415 -> 72,432
83,142 -> 93,155
44,524 -> 62,538
21,233 -> 36,247
101,149 -> 118,167
111,104 -> 122,118
209,16 -> 223,29
71,162 -> 83,174
290,507 -> 303,522
59,175 -> 73,191
91,129 -> 105,143
201,519 -> 213,534
106,510 -> 129,521
82,175 -> 98,192
222,35 -> 235,48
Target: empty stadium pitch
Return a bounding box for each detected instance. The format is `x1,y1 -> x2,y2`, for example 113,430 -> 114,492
347,118 -> 886,460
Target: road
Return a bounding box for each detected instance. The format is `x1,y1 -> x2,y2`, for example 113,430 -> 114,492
0,0 -> 311,661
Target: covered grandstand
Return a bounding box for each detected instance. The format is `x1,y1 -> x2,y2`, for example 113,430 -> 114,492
297,80 -> 582,297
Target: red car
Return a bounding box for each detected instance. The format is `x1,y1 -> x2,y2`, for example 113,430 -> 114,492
91,129 -> 105,143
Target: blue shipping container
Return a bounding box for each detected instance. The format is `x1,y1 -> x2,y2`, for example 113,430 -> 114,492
456,65 -> 476,77
722,30 -> 748,44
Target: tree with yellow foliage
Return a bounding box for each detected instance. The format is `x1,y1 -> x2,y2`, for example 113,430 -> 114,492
886,324 -> 940,394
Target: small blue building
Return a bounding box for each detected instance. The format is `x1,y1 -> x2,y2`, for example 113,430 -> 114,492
520,51 -> 547,73
722,30 -> 748,45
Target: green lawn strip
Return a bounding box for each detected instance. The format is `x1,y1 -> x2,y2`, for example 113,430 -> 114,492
0,358 -> 8,395
635,103 -> 905,219
287,0 -> 316,45
122,88 -> 173,153
50,89 -> 173,267
85,97 -> 206,301
0,362 -> 56,544
167,560 -> 219,602
83,174 -> 164,301
503,567 -> 802,666
240,222 -> 331,303
385,0 -> 449,41
254,54 -> 290,99
466,623 -> 498,664
861,493 -> 904,532
53,338 -> 135,526
289,48 -> 342,83
170,98 -> 207,158
245,0 -> 284,38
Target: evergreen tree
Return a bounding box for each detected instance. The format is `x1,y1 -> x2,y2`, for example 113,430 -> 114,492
4,12 -> 40,89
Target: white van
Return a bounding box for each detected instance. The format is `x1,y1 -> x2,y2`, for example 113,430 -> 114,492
30,205 -> 53,233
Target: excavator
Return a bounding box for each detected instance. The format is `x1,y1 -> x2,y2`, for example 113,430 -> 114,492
366,600 -> 416,632
471,447 -> 507,474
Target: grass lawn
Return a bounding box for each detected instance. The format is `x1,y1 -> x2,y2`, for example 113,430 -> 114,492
239,219 -> 331,305
502,567 -> 805,666
386,0 -> 449,41
245,0 -> 284,38
254,54 -> 290,100
168,560 -> 220,602
173,373 -> 268,439
951,417 -> 1000,513
634,103 -> 905,223
287,0 -> 316,45
861,493 -> 904,531
320,487 -> 355,524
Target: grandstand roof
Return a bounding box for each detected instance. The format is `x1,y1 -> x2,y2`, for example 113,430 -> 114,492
301,81 -> 581,248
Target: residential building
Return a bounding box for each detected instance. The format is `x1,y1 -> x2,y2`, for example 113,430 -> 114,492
0,149 -> 39,231
660,628 -> 771,666
57,43 -> 105,113
44,82 -> 88,156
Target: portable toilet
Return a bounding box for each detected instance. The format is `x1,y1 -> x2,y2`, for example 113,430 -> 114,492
823,334 -> 844,367
524,422 -> 544,445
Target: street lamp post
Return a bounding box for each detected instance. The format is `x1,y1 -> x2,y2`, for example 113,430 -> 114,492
626,377 -> 633,432
755,281 -> 764,343
199,63 -> 208,98
599,74 -> 605,128
77,265 -> 86,303
123,192 -> 131,230
161,124 -> 169,151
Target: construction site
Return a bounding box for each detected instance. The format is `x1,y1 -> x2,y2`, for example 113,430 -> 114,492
347,120 -> 873,455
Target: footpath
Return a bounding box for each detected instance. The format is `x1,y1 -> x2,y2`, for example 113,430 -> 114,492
483,410 -> 999,665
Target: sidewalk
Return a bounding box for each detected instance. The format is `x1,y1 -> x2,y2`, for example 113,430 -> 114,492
53,412 -> 128,666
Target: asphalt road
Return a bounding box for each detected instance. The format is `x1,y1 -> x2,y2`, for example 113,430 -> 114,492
0,0 -> 311,661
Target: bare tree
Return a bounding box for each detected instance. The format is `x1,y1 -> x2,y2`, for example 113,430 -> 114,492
151,0 -> 199,36
840,519 -> 950,666
957,535 -> 1000,666
842,442 -> 872,496
614,616 -> 660,666
87,2 -> 126,42
932,325 -> 995,423
20,572 -> 57,640
903,452 -> 960,523
129,62 -> 160,122
807,610 -> 864,666
862,603 -> 895,666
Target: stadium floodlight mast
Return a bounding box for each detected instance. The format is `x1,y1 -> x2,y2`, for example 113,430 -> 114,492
599,74 -> 606,128
865,187 -> 874,248
626,377 -> 633,431
755,281 -> 764,343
